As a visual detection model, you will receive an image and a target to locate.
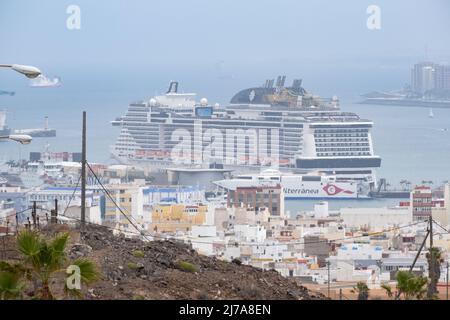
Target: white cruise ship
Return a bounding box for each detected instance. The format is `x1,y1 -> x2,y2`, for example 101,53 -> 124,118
111,77 -> 381,191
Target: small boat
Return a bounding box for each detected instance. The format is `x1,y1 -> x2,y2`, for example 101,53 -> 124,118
429,108 -> 434,118
0,90 -> 15,96
14,116 -> 56,137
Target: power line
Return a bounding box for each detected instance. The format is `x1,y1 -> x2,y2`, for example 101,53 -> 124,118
54,206 -> 426,247
85,161 -> 152,241
85,162 -> 139,226
0,207 -> 32,221
1,182 -> 429,248
14,161 -> 427,247
61,174 -> 82,216
3,180 -> 52,206
56,213 -> 143,237
85,159 -> 428,246
432,219 -> 450,235
0,178 -> 77,222
85,164 -> 141,227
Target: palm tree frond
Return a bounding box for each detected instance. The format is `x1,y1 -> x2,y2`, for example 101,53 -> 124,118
71,258 -> 100,284
17,231 -> 42,259
396,270 -> 428,300
11,231 -> 99,300
0,271 -> 24,300
38,242 -> 61,272
50,233 -> 70,255
63,283 -> 84,299
0,261 -> 30,279
381,283 -> 393,298
0,261 -> 15,272
353,281 -> 370,300
49,233 -> 70,270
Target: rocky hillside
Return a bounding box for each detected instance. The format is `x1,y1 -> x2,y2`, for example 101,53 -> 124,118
3,224 -> 325,300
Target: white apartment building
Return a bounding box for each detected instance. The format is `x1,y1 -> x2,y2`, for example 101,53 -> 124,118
329,243 -> 384,282
26,187 -> 95,210
340,206 -> 412,230
234,224 -> 266,243
188,225 -> 221,256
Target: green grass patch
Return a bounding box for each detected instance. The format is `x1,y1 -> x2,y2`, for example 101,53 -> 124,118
132,250 -> 145,258
177,261 -> 199,273
127,262 -> 139,270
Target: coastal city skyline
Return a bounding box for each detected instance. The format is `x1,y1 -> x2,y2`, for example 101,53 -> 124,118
1,62 -> 449,187
1,0 -> 450,308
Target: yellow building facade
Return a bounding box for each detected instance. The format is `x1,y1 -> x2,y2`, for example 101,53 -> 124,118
151,204 -> 207,233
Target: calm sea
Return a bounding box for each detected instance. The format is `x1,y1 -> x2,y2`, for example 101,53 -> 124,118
1,75 -> 449,211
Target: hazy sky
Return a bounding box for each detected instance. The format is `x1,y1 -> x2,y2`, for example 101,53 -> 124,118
1,0 -> 450,97
0,0 -> 449,179
1,1 -> 449,67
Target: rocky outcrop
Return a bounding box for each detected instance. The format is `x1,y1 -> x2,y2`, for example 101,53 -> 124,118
76,225 -> 325,300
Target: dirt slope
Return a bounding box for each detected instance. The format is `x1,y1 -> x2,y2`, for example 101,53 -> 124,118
2,224 -> 325,300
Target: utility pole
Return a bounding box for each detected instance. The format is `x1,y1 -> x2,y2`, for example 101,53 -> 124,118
32,201 -> 37,229
51,199 -> 58,224
15,211 -> 19,234
395,227 -> 430,300
447,262 -> 449,300
54,199 -> 58,223
81,111 -> 86,229
428,215 -> 435,299
327,260 -> 331,299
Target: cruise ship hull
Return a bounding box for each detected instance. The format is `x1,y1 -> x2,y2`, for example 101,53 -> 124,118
283,184 -> 361,200
111,79 -> 381,190
214,171 -> 364,200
